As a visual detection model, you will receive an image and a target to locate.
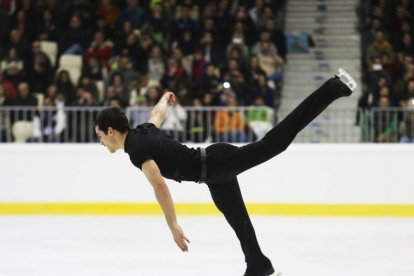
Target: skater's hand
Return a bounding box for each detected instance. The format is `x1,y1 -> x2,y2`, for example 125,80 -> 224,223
171,223 -> 190,252
162,91 -> 176,106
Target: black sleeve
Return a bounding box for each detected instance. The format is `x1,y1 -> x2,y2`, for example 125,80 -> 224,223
129,149 -> 152,170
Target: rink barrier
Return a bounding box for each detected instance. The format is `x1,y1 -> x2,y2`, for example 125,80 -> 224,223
1,203 -> 414,216
1,144 -> 414,217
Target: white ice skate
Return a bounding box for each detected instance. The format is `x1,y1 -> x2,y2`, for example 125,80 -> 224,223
336,68 -> 357,92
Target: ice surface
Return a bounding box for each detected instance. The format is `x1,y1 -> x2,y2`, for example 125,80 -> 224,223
0,216 -> 413,276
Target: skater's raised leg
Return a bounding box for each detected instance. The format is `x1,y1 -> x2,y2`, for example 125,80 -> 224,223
208,69 -> 357,177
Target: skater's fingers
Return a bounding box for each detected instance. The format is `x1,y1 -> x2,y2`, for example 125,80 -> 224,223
175,236 -> 188,252
183,235 -> 190,243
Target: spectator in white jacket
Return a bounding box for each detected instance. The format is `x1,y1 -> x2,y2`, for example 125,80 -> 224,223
160,97 -> 187,142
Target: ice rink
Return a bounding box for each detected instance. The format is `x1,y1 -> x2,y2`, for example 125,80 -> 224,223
0,216 -> 413,276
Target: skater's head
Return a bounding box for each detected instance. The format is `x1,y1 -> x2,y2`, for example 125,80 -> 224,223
95,107 -> 131,153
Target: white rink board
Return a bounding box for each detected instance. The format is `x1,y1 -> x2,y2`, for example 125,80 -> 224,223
0,144 -> 414,204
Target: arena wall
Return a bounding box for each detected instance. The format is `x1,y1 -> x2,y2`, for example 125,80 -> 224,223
1,144 -> 413,216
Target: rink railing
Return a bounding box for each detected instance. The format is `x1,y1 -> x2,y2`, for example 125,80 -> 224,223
0,106 -> 413,143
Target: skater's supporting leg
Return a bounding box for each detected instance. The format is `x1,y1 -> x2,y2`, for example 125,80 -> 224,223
207,178 -> 273,273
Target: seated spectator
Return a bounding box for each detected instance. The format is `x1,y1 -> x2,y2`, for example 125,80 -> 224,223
93,16 -> 115,43
397,33 -> 414,57
129,94 -> 151,128
194,64 -> 220,98
33,96 -> 66,143
35,9 -> 58,41
173,4 -> 197,38
366,31 -> 394,69
263,17 -> 287,61
372,96 -> 398,143
232,4 -> 256,46
0,85 -> 11,141
7,81 -> 38,121
214,93 -> 245,142
191,48 -> 207,83
172,47 -> 192,78
2,29 -> 30,62
215,0 -> 232,38
109,72 -> 129,105
257,41 -> 284,84
0,71 -> 17,101
226,69 -> 250,106
100,85 -> 119,107
11,9 -> 35,41
145,85 -> 162,107
118,0 -> 146,29
61,0 -> 94,27
45,84 -> 58,103
101,85 -> 125,107
59,14 -> 90,55
251,30 -> 279,59
82,56 -> 106,81
1,47 -> 24,88
84,31 -> 113,69
77,75 -> 99,102
248,0 -> 266,28
114,20 -> 134,49
96,0 -> 120,28
176,28 -> 197,56
116,32 -> 143,72
186,97 -> 209,142
161,57 -> 189,104
220,58 -> 244,81
175,0 -> 199,20
393,63 -> 414,106
55,70 -> 76,104
228,45 -> 248,71
247,55 -> 266,84
147,44 -> 165,85
250,74 -> 275,108
245,96 -> 274,140
0,84 -> 9,105
160,97 -> 187,142
400,94 -> 414,142
72,87 -> 97,107
226,35 -> 249,66
198,31 -> 224,66
27,41 -> 53,94
108,55 -> 137,90
199,16 -> 225,50
147,2 -> 169,45
69,87 -> 97,142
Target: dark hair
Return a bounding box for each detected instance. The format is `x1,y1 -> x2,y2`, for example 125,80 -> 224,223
95,107 -> 131,134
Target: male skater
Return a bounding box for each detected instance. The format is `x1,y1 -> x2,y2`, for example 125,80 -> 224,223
94,69 -> 357,276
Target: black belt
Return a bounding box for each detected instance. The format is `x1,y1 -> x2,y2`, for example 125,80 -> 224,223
199,147 -> 207,183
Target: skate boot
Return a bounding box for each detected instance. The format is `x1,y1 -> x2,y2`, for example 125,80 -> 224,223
243,257 -> 281,276
336,68 -> 357,95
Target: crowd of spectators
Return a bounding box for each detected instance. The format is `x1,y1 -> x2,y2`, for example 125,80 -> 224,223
0,0 -> 287,143
358,0 -> 414,142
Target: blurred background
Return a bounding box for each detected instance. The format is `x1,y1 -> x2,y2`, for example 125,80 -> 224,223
0,0 -> 412,144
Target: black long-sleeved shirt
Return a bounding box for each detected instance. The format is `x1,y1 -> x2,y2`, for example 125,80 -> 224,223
124,123 -> 201,182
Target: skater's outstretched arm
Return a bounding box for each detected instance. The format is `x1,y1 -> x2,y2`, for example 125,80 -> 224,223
142,159 -> 190,252
148,91 -> 176,128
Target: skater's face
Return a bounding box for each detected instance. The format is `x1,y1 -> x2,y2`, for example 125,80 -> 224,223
95,126 -> 117,153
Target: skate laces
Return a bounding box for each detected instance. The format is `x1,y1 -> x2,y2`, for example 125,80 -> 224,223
336,68 -> 357,92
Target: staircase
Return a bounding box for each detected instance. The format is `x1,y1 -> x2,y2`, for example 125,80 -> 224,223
281,0 -> 361,142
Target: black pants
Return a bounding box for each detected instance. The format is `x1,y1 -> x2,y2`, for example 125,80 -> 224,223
204,77 -> 351,270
